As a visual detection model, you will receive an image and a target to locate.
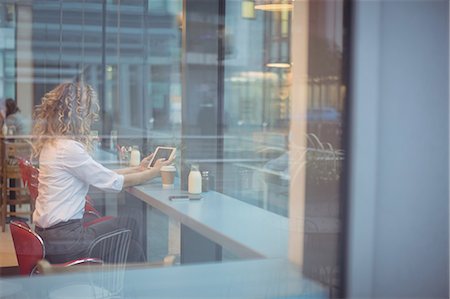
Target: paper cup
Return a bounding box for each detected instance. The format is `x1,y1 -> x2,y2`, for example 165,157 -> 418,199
161,165 -> 176,188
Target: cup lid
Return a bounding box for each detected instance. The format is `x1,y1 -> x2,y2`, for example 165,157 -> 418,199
161,165 -> 176,171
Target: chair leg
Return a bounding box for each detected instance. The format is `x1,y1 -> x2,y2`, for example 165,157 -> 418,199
2,179 -> 34,226
1,197 -> 6,232
0,187 -> 2,232
0,173 -> 3,230
0,181 -> 4,231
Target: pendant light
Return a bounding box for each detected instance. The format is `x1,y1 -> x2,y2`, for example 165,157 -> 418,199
254,0 -> 293,12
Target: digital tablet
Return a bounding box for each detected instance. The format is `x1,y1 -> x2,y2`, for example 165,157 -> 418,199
147,146 -> 176,168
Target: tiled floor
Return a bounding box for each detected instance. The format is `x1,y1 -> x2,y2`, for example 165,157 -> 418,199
0,203 -> 31,270
0,202 -> 32,270
0,224 -> 18,268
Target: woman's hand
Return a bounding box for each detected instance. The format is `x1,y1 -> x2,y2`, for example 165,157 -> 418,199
138,153 -> 153,171
122,154 -> 176,188
138,153 -> 175,171
152,155 -> 175,171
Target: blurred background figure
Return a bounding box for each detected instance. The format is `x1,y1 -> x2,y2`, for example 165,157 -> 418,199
0,99 -> 4,130
4,98 -> 29,135
2,98 -> 30,220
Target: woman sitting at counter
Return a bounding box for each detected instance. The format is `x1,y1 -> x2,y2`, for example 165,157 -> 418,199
31,81 -> 173,263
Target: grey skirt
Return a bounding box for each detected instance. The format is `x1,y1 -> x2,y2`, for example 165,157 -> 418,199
35,216 -> 143,264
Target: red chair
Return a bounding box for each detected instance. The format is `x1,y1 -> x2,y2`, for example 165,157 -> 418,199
18,159 -> 107,227
84,201 -> 102,218
18,159 -> 39,201
9,220 -> 101,276
82,200 -> 114,227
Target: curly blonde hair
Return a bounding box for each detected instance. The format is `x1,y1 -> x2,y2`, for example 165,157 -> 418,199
32,82 -> 100,157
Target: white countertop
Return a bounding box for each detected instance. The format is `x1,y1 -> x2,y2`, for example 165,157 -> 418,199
127,184 -> 289,259
93,148 -> 336,260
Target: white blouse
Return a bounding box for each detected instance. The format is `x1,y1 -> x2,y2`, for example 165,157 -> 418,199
33,139 -> 124,228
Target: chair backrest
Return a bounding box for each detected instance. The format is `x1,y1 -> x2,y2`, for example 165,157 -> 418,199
87,229 -> 131,298
9,221 -> 45,275
18,158 -> 30,186
4,141 -> 32,178
18,159 -> 39,201
84,195 -> 103,217
84,201 -> 102,219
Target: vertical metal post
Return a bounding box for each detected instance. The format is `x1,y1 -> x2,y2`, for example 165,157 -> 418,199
100,0 -> 107,137
142,0 -> 150,154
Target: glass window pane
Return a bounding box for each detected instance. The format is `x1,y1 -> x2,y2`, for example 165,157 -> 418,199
2,1 -> 346,298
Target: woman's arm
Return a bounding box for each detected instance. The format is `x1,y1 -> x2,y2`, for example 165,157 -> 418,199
115,166 -> 140,175
122,168 -> 160,187
122,157 -> 174,188
114,153 -> 153,175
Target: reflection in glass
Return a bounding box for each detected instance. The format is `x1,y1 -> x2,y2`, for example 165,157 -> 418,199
2,0 -> 346,297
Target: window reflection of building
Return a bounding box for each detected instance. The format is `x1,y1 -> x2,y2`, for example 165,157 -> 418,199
222,2 -> 295,214
27,1 -> 182,140
4,1 -> 346,297
0,3 -> 16,99
222,1 -> 345,296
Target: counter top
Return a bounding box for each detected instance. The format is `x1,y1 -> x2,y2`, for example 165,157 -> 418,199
127,184 -> 289,259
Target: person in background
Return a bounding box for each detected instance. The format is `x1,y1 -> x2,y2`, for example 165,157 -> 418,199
0,109 -> 3,131
2,98 -> 28,218
31,81 -> 174,263
0,99 -> 5,133
4,98 -> 28,135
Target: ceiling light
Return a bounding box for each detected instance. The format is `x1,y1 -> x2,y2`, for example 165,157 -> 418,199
266,62 -> 291,68
254,0 -> 293,12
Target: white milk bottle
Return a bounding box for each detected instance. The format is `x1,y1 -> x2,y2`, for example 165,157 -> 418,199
188,164 -> 202,194
129,146 -> 141,167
